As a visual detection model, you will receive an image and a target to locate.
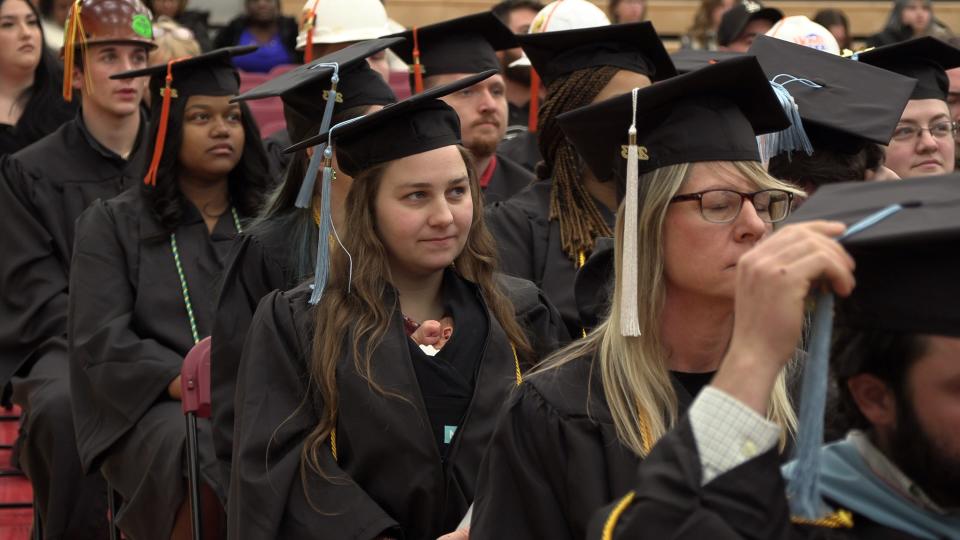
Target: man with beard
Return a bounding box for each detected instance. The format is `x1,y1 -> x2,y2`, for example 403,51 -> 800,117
589,176 -> 960,539
389,12 -> 535,203
492,0 -> 543,132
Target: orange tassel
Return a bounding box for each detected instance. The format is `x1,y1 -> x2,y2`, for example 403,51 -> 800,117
302,4 -> 316,63
528,68 -> 540,133
412,26 -> 423,94
143,59 -> 182,186
62,0 -> 83,101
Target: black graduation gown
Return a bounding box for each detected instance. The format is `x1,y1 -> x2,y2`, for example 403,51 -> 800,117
0,112 -> 146,539
211,209 -> 570,492
0,111 -> 147,388
228,272 -> 568,540
483,153 -> 535,204
586,419 -> 926,540
497,130 -> 541,174
69,187 -> 238,538
209,217 -> 302,489
485,179 -> 616,338
469,354 -> 697,540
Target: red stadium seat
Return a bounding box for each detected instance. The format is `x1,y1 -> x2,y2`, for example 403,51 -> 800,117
389,70 -> 412,100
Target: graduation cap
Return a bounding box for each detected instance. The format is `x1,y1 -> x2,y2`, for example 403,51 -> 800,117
669,49 -> 742,74
112,46 -> 255,186
516,21 -> 675,88
557,56 -> 789,336
233,38 -> 399,207
747,35 -> 917,159
387,12 -> 516,94
716,0 -> 783,47
781,173 -> 960,521
286,69 -> 496,305
853,36 -> 960,101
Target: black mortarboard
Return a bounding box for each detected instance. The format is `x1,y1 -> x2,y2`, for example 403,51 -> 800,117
286,70 -> 497,176
748,35 -> 917,148
786,174 -> 960,336
516,21 -> 676,87
233,38 -> 399,144
556,55 -> 789,184
781,174 -> 960,523
716,0 -> 782,47
669,49 -> 742,74
854,36 -> 960,101
112,46 -> 255,186
387,12 -> 516,93
290,70 -> 495,306
113,45 -> 253,99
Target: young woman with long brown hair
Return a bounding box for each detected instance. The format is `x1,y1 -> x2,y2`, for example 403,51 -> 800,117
228,72 -> 567,540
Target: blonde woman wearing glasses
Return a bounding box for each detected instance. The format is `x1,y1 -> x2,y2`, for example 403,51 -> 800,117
469,57 -> 821,540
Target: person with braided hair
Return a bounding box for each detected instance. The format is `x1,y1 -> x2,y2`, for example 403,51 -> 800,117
484,21 -> 675,337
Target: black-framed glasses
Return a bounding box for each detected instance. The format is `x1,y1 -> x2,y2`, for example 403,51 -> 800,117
891,121 -> 956,142
669,189 -> 794,224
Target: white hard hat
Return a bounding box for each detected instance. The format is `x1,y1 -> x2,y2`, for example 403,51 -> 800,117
296,0 -> 391,49
510,0 -> 610,67
765,15 -> 840,55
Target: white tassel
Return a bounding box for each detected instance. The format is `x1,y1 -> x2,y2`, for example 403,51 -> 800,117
620,88 -> 641,337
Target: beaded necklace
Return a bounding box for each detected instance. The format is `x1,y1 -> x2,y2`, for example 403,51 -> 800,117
171,207 -> 242,344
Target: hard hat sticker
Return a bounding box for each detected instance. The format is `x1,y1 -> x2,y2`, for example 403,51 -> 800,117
132,14 -> 153,39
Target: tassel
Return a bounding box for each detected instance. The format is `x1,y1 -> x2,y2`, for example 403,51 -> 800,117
308,148 -> 334,305
144,59 -> 182,186
295,64 -> 339,209
62,0 -> 89,101
302,0 -> 316,64
786,203 -> 913,519
411,26 -> 423,94
620,88 -> 641,337
757,75 -> 820,163
528,68 -> 540,133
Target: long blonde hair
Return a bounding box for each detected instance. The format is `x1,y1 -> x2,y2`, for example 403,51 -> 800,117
536,160 -> 801,457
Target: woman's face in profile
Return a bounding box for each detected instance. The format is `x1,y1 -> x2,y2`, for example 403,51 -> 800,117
661,162 -> 773,301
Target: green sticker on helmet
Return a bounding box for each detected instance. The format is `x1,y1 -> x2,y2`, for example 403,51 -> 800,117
131,14 -> 153,39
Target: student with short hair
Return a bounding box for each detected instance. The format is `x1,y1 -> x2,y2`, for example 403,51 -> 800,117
0,0 -> 154,534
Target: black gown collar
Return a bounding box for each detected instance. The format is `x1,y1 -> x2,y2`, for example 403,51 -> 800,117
75,106 -> 148,164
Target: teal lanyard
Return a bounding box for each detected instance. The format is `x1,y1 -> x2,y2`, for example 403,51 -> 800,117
170,207 -> 242,344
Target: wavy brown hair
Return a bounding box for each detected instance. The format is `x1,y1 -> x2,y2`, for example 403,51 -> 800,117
299,145 -> 533,484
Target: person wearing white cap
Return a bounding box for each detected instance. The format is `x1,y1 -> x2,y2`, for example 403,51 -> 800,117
497,0 -> 612,173
296,0 -> 391,73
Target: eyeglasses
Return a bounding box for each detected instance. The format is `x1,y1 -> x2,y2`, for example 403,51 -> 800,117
891,121 -> 956,141
669,189 -> 794,224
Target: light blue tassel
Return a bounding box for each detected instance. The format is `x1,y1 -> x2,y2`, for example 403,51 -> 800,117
758,74 -> 821,163
787,203 -> 909,519
295,64 -> 340,209
307,145 -> 334,305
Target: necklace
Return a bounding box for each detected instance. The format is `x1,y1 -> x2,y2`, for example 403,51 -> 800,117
171,207 -> 242,344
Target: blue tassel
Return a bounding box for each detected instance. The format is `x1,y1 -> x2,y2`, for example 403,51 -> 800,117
295,66 -> 340,209
787,289 -> 833,519
308,146 -> 334,305
786,203 -> 911,519
758,75 -> 821,163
